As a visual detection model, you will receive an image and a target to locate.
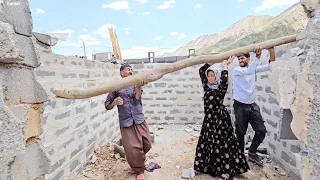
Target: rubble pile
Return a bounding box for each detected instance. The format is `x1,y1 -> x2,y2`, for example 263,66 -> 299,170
71,144 -> 129,180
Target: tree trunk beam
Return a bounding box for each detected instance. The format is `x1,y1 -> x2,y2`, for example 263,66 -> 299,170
52,34 -> 296,99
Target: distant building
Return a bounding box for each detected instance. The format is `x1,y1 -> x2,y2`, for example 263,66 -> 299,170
92,52 -> 113,62
79,56 -> 87,59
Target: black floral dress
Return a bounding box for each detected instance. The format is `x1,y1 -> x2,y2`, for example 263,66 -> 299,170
194,63 -> 250,177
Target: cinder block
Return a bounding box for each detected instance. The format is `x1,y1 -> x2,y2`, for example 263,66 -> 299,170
0,21 -> 24,63
1,67 -> 48,104
0,0 -> 33,36
10,142 -> 50,180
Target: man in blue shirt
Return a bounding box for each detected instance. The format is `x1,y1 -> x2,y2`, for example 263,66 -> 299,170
105,64 -> 151,180
232,47 -> 275,166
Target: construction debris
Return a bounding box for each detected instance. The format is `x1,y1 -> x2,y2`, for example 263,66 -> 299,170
181,168 -> 195,180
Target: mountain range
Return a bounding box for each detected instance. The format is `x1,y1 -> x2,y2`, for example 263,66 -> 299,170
162,3 -> 308,57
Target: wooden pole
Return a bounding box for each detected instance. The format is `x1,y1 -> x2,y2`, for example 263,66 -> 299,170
52,34 -> 296,99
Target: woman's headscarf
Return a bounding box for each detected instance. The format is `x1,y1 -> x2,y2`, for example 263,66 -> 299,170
205,63 -> 222,89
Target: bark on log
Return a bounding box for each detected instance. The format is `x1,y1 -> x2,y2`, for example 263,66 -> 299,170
53,34 -> 296,99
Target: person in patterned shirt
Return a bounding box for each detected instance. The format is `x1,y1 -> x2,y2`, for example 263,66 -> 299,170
194,56 -> 249,180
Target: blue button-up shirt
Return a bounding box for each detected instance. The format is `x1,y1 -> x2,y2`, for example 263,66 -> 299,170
105,86 -> 145,127
232,57 -> 270,104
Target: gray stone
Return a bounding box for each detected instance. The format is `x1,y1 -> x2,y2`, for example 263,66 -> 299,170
33,32 -> 58,46
11,143 -> 50,179
301,0 -> 320,18
0,0 -> 33,36
0,21 -> 24,63
296,29 -> 308,40
2,67 -> 47,104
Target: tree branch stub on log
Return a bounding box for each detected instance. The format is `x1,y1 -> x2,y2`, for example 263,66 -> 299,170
52,34 -> 296,99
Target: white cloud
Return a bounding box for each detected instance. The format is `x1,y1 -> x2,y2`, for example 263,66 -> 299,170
35,8 -> 45,13
195,4 -> 201,8
143,11 -> 151,15
177,33 -> 186,39
122,46 -> 178,59
170,32 -> 178,36
82,28 -> 88,32
124,28 -> 130,35
158,0 -> 176,9
254,0 -> 299,12
102,0 -> 129,10
94,24 -> 116,38
78,34 -> 101,46
154,35 -> 163,40
134,0 -> 148,4
239,0 -> 245,2
51,29 -> 74,39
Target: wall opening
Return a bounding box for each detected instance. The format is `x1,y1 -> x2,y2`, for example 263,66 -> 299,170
279,109 -> 298,140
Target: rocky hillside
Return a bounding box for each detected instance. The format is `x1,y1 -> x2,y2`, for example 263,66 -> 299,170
162,3 -> 308,57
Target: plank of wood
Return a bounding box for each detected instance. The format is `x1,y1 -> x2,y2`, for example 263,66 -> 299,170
52,34 -> 296,99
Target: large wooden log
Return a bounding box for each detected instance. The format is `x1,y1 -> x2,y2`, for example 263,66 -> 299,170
53,34 -> 296,99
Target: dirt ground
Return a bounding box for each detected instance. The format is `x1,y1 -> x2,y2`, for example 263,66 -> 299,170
71,125 -> 293,180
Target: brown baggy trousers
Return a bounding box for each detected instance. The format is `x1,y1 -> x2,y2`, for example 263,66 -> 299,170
120,120 -> 152,174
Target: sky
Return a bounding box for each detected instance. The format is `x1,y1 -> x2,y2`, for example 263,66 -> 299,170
28,0 -> 299,59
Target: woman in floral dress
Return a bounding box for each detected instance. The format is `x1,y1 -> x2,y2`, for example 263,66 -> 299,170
194,56 -> 250,180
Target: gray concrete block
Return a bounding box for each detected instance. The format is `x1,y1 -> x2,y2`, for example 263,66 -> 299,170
71,144 -> 83,159
256,85 -> 263,91
0,0 -> 33,36
55,110 -> 71,120
267,119 -> 278,129
99,127 -> 107,137
88,135 -> 97,146
281,151 -> 296,167
268,141 -> 276,153
11,142 -> 50,179
33,32 -> 58,46
262,106 -> 271,115
268,96 -> 279,104
70,159 -> 80,172
2,67 -> 47,104
291,144 -> 301,153
0,21 -> 24,63
51,170 -> 64,180
55,126 -> 70,136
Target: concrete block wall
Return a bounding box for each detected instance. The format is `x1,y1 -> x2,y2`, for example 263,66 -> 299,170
132,63 -> 234,126
0,1 -> 50,179
33,41 -> 121,180
254,42 -> 306,180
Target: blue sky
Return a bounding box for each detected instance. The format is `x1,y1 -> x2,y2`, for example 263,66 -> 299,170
29,0 -> 299,59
